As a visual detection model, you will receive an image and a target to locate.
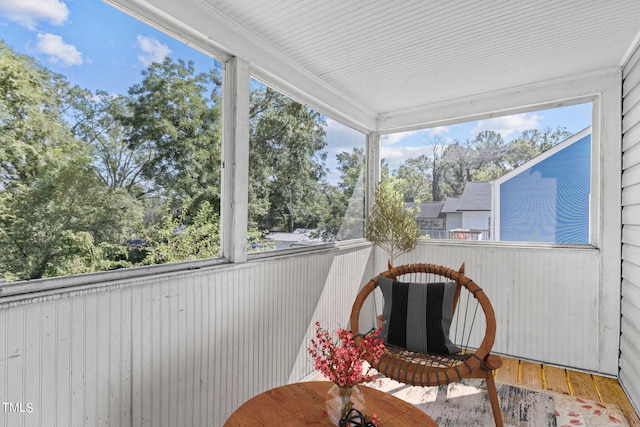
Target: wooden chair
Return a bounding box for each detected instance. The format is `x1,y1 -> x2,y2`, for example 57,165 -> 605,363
350,263 -> 503,427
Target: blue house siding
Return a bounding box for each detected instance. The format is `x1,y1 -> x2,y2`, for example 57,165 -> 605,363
499,134 -> 591,243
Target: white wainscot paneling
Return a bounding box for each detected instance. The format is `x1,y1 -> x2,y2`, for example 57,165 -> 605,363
0,243 -> 373,427
385,242 -> 607,374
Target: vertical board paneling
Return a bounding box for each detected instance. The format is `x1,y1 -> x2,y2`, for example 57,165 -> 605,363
70,296 -> 85,427
5,308 -> 24,427
622,41 -> 640,414
393,243 -> 602,372
0,288 -> 135,427
42,301 -> 59,426
23,303 -> 40,427
0,244 -> 373,426
0,239 -> 628,424
56,298 -> 71,427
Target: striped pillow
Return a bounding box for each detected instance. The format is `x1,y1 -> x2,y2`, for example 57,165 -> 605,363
377,276 -> 460,355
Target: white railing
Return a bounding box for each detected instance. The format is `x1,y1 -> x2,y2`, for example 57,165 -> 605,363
448,228 -> 491,240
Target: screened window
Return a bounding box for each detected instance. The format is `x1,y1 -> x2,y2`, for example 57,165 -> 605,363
248,79 -> 366,252
380,102 -> 592,244
0,2 -> 223,282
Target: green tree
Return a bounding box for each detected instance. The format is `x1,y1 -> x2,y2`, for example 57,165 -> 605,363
0,42 -> 143,281
69,90 -> 152,196
318,147 -> 365,240
143,201 -> 220,264
471,130 -> 507,181
0,161 -> 142,280
441,140 -> 475,197
123,57 -> 222,218
365,181 -> 421,264
249,86 -> 328,232
0,41 -> 79,185
504,127 -> 572,169
395,155 -> 432,202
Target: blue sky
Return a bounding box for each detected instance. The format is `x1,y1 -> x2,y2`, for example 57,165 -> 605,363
379,103 -> 592,170
0,0 -> 592,177
0,0 -> 218,95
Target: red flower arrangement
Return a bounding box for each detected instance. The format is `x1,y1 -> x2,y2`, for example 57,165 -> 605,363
308,322 -> 385,426
308,321 -> 386,388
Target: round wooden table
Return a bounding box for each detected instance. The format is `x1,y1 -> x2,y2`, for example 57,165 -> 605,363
224,381 -> 438,426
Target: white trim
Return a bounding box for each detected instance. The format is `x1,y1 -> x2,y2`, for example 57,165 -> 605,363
102,0 -> 232,62
376,69 -> 615,133
222,57 -> 250,263
366,132 -> 381,215
0,257 -> 229,299
491,181 -> 499,241
621,28 -> 640,68
105,0 -> 377,132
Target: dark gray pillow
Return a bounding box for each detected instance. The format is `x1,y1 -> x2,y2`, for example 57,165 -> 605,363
378,276 -> 460,355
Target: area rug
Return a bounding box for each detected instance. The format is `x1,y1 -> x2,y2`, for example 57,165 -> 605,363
367,378 -> 629,426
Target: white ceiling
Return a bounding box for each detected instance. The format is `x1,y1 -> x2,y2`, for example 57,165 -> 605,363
193,0 -> 640,116
112,0 -> 640,128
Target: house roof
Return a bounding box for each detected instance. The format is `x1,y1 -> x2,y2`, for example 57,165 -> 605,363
409,201 -> 445,220
457,182 -> 491,212
441,197 -> 461,214
118,0 -> 640,129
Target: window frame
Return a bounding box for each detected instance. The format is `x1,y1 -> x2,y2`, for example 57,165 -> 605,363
378,100 -> 595,246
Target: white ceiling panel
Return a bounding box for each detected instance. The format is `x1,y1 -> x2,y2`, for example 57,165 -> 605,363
195,0 -> 640,115
123,0 -> 640,124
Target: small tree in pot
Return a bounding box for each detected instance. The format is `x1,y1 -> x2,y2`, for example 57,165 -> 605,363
365,182 -> 421,269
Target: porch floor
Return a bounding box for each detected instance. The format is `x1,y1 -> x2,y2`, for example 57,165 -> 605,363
305,356 -> 640,425
495,357 -> 640,426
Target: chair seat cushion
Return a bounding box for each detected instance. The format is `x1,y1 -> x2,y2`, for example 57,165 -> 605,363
377,276 -> 460,355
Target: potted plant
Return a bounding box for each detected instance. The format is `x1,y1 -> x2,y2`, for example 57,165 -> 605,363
364,182 -> 421,269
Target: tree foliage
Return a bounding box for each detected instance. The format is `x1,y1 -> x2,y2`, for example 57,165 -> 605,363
144,201 -> 220,264
365,182 -> 421,264
123,57 -> 223,218
388,127 -> 573,203
0,42 -> 363,281
317,147 -> 365,240
0,39 -> 577,282
249,86 -> 328,232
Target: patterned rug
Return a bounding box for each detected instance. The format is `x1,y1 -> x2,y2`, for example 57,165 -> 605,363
368,378 -> 629,426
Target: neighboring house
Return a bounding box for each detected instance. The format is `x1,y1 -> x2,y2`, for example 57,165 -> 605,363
265,229 -> 324,250
405,184 -> 491,240
453,181 -> 492,239
441,197 -> 462,234
492,127 -> 591,244
409,201 -> 446,238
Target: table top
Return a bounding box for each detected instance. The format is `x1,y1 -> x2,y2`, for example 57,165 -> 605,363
224,381 -> 438,426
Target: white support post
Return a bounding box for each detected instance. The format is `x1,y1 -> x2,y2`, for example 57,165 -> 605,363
366,132 -> 380,216
222,56 -> 250,263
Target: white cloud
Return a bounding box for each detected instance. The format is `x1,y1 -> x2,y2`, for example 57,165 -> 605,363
382,130 -> 418,145
0,0 -> 69,30
380,145 -> 431,170
35,33 -> 82,66
136,35 -> 171,66
471,113 -> 541,138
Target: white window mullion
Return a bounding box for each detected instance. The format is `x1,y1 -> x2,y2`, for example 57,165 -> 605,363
222,57 -> 250,262
366,132 -> 380,216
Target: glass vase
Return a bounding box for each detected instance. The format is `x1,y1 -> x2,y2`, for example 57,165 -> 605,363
325,384 -> 365,426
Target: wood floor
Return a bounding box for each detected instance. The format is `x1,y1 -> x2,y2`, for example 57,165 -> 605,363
495,357 -> 640,426
305,356 -> 640,425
